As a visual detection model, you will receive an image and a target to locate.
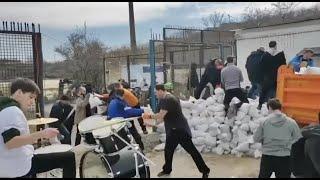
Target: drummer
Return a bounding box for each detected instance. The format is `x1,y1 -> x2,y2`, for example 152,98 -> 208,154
0,78 -> 76,178
107,88 -> 145,151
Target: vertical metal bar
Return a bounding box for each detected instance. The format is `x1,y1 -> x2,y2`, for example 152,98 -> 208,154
103,57 -> 107,90
127,55 -> 131,88
163,28 -> 167,83
149,40 -> 157,112
169,51 -> 174,84
219,44 -> 224,61
32,32 -> 45,116
199,30 -> 204,78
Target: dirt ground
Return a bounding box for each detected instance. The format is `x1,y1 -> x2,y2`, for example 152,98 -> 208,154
72,139 -> 260,178
42,104 -> 260,178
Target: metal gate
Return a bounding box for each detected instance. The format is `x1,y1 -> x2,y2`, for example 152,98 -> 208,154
0,21 -> 44,119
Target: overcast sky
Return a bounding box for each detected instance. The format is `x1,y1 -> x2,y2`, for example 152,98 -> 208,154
0,2 -> 318,61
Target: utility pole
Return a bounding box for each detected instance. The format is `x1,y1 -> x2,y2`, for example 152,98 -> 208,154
129,2 -> 137,64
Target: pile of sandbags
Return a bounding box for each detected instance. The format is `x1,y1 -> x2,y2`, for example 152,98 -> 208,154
154,88 -> 269,158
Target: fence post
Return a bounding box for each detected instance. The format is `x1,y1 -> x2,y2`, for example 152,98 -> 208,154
149,40 -> 157,112
127,55 -> 131,87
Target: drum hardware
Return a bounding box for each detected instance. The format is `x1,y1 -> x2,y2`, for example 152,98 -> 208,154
110,127 -> 155,178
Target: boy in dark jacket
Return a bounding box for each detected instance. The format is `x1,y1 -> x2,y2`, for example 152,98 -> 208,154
246,47 -> 264,99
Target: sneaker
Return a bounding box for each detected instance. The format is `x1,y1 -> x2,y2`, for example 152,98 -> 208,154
143,130 -> 148,134
157,171 -> 170,177
202,169 -> 210,178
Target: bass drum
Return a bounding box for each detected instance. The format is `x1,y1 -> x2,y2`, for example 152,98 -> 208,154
80,147 -> 150,178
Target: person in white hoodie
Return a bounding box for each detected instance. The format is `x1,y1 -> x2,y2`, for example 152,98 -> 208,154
254,98 -> 302,178
257,41 -> 286,110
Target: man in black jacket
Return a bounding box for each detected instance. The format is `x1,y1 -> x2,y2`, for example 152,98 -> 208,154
258,41 -> 286,110
246,47 -> 264,100
195,58 -> 221,99
49,95 -> 74,144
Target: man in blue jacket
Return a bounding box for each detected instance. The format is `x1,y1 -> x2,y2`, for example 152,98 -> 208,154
107,89 -> 145,150
289,49 -> 315,72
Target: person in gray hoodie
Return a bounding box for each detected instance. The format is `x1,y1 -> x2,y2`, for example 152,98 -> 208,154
254,98 -> 302,178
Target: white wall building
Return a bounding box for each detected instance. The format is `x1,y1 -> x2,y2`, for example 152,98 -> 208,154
235,18 -> 320,87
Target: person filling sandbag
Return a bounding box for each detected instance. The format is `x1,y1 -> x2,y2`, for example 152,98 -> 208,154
253,98 -> 302,178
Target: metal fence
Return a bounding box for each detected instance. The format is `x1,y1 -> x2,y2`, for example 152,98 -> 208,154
103,27 -> 236,111
0,21 -> 44,119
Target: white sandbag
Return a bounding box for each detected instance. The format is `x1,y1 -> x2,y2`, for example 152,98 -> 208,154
154,143 -> 165,151
235,142 -> 250,152
235,152 -> 244,158
216,146 -> 224,155
196,145 -> 206,153
234,120 -> 242,126
230,97 -> 241,105
216,96 -> 224,104
235,111 -> 246,121
220,142 -> 230,150
180,100 -> 195,109
213,116 -> 225,124
160,134 -> 166,143
249,121 -> 259,133
188,96 -> 197,103
192,130 -> 208,138
250,143 -> 262,150
254,149 -> 262,158
193,137 -> 206,146
89,94 -> 103,108
248,105 -> 260,118
240,123 -> 250,132
214,111 -> 226,117
205,135 -> 217,147
242,115 -> 251,123
195,124 -> 209,132
220,124 -> 230,134
214,88 -> 225,95
206,96 -> 217,105
203,147 -> 212,153
214,104 -> 225,112
239,103 -> 250,114
305,66 -> 320,75
261,104 -> 269,116
209,129 -> 221,137
156,123 -> 165,133
237,130 -> 248,143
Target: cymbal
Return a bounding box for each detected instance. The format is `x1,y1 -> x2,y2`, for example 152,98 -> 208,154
28,118 -> 59,125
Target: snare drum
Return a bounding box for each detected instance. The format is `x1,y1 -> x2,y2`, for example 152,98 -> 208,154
92,122 -> 132,154
78,115 -> 107,145
34,144 -> 73,154
79,146 -> 150,178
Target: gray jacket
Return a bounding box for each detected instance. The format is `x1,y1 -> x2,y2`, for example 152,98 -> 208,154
74,94 -> 90,125
253,110 -> 302,156
221,63 -> 243,90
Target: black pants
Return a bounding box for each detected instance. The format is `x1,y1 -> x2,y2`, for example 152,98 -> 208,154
133,104 -> 147,132
259,155 -> 291,178
162,129 -> 210,174
22,151 -> 76,178
304,137 -> 320,178
128,120 -> 144,151
259,82 -> 276,106
224,88 -> 249,111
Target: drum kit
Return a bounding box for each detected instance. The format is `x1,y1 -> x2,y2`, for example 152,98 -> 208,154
78,115 -> 154,178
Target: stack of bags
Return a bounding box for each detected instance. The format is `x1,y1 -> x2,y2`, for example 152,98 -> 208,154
154,88 -> 270,158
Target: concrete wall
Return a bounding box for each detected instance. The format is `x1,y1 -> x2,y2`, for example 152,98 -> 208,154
235,19 -> 320,87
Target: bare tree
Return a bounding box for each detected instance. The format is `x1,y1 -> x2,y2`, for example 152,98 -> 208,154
202,12 -> 227,28
271,2 -> 300,22
242,6 -> 272,27
54,27 -> 109,91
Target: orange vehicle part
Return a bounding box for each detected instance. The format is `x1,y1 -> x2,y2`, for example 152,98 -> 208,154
277,65 -> 320,126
